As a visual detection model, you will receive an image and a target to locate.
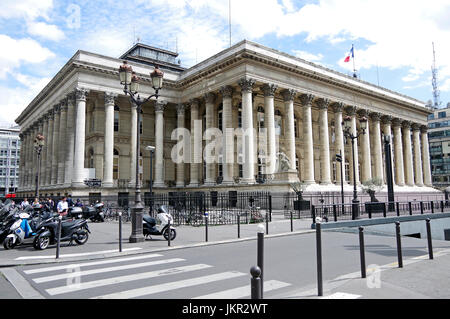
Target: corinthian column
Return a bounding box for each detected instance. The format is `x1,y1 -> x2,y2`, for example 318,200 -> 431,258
402,121 -> 414,186
220,86 -> 234,184
370,112 -> 384,182
316,98 -> 332,184
72,88 -> 89,187
332,102 -> 346,185
176,104 -> 186,187
154,101 -> 166,187
64,92 -> 76,186
46,109 -> 54,186
412,124 -> 423,187
238,78 -> 256,184
261,84 -> 277,175
40,115 -> 49,187
51,104 -> 60,186
189,99 -> 201,187
392,119 -> 405,186
129,102 -> 137,187
421,126 -> 432,186
299,94 -> 315,184
103,92 -> 116,188
204,92 -> 216,186
57,99 -> 68,185
282,89 -> 297,172
358,109 -> 371,183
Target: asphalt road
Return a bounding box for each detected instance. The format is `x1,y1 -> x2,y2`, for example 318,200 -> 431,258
9,230 -> 450,299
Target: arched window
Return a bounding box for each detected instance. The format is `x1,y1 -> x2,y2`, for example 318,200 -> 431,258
275,110 -> 282,136
257,105 -> 264,132
294,115 -> 298,138
88,148 -> 94,168
114,111 -> 119,132
238,102 -> 242,128
113,149 -> 119,180
218,104 -> 223,131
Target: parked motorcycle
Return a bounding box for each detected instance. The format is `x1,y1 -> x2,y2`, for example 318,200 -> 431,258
143,205 -> 176,241
68,203 -> 104,222
33,215 -> 90,250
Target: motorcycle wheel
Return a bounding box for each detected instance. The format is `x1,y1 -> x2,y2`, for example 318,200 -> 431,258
3,237 -> 15,250
75,231 -> 89,245
35,235 -> 50,250
163,228 -> 176,241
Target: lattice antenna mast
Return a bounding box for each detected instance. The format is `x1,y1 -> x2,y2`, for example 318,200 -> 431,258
432,42 -> 441,109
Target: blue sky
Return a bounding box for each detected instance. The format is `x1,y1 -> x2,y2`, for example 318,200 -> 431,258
1,0 -> 450,125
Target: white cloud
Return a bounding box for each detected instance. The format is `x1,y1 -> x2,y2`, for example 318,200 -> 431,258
0,0 -> 54,21
292,50 -> 323,62
27,21 -> 65,41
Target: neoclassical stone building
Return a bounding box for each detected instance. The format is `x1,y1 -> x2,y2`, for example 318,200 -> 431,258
16,40 -> 438,201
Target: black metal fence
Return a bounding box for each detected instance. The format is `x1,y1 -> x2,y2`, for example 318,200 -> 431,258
312,200 -> 450,223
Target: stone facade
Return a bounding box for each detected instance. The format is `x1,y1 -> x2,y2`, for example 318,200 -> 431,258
15,40 -> 438,199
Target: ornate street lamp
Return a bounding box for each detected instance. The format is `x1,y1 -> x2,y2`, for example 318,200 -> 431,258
34,133 -> 45,198
119,60 -> 164,243
342,115 -> 367,220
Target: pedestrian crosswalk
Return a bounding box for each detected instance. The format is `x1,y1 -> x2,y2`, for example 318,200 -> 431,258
18,252 -> 292,299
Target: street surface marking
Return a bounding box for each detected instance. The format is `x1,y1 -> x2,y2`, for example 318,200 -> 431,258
46,264 -> 212,296
0,268 -> 44,299
33,258 -> 185,283
23,253 -> 163,275
192,280 -> 291,299
15,247 -> 142,260
321,292 -> 361,299
92,271 -> 246,299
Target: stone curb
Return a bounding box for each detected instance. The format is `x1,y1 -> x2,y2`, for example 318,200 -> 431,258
0,229 -> 315,268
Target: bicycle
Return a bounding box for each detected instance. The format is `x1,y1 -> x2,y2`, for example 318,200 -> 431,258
247,204 -> 263,223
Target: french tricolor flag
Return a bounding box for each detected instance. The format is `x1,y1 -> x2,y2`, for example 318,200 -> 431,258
344,46 -> 354,63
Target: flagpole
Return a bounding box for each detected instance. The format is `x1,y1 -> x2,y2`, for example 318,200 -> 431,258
352,44 -> 357,78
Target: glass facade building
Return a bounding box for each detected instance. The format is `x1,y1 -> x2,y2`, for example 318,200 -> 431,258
0,125 -> 21,196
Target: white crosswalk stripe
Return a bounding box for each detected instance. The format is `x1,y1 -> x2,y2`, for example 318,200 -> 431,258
20,253 -> 292,299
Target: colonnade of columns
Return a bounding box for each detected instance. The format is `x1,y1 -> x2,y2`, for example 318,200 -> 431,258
19,81 -> 433,193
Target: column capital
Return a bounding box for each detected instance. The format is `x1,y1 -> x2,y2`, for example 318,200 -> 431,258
53,103 -> 61,114
402,120 -> 412,129
381,115 -> 392,124
154,100 -> 167,113
356,108 -> 369,118
67,91 -> 76,105
75,88 -> 89,101
260,83 -> 278,97
281,89 -> 297,102
392,118 -> 403,127
420,125 -> 428,133
189,98 -> 200,108
60,98 -> 68,112
47,108 -> 55,119
370,112 -> 382,122
411,123 -> 421,131
299,93 -> 314,107
331,102 -> 345,113
204,92 -> 216,104
220,85 -> 234,99
344,105 -> 357,116
315,98 -> 330,110
238,77 -> 256,93
104,92 -> 117,106
176,103 -> 186,116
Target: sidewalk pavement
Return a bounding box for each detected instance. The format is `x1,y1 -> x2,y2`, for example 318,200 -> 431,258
0,213 -> 315,267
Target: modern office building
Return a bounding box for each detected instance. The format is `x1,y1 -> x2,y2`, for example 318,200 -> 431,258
15,40 -> 440,203
0,125 -> 21,197
428,104 -> 450,189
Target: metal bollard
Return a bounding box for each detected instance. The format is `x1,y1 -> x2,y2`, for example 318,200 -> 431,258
431,201 -> 435,214
250,266 -> 262,300
237,213 -> 241,239
265,212 -> 269,235
168,215 -> 171,247
441,201 -> 444,213
118,212 -> 122,252
426,219 -> 433,260
382,203 -> 387,218
316,219 -> 323,296
56,215 -> 62,259
333,204 -> 337,222
257,224 -> 265,298
395,222 -> 403,268
205,212 -> 208,242
290,211 -> 293,232
420,201 -> 424,215
359,227 -> 366,278
408,202 -> 412,216
396,202 -> 400,217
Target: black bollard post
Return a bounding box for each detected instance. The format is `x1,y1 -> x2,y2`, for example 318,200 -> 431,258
237,213 -> 241,239
204,212 -> 208,242
383,203 -> 387,218
420,201 -> 424,215
441,200 -> 444,213
257,225 -> 265,298
290,211 -> 293,232
316,219 -> 323,296
168,215 -> 171,247
408,202 -> 412,216
431,201 -> 435,214
265,212 -> 269,235
119,212 -> 122,252
396,202 -> 400,217
359,227 -> 366,278
250,266 -> 262,300
333,204 -> 337,222
395,221 -> 403,268
56,215 -> 62,259
426,219 -> 433,260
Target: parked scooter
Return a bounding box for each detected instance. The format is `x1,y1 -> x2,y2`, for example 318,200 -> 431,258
68,202 -> 105,222
33,215 -> 90,250
143,205 -> 176,241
